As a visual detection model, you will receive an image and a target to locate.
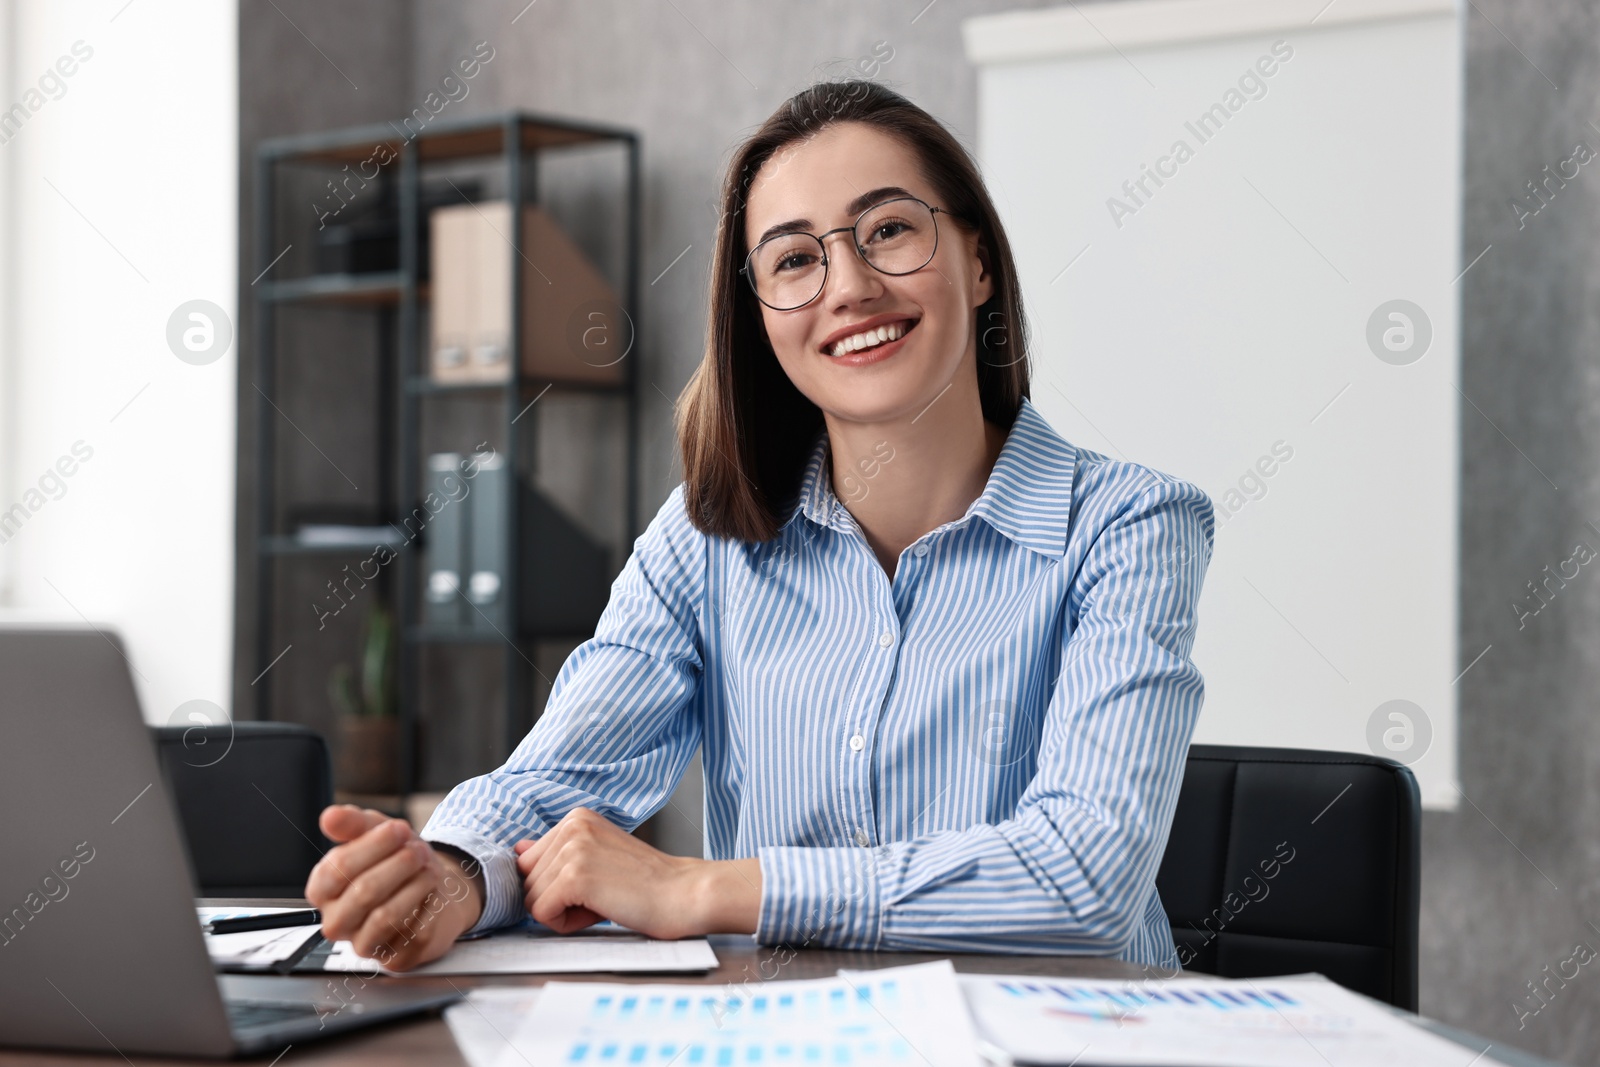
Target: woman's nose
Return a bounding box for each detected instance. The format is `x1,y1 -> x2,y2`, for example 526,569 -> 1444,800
820,230 -> 881,302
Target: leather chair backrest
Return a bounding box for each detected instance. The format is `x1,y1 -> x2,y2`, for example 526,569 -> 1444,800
150,721 -> 332,897
1155,745 -> 1421,1010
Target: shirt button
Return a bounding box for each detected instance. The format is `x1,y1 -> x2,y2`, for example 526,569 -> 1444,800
849,734 -> 865,752
877,631 -> 894,648
913,543 -> 929,558
854,829 -> 870,847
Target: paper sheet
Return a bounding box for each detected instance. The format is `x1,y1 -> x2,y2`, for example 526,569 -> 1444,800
493,959 -> 982,1067
444,988 -> 546,1067
205,924 -> 322,968
195,906 -> 322,970
959,972 -> 1495,1067
321,926 -> 719,976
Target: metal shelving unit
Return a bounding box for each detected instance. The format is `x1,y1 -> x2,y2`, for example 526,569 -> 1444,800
250,111 -> 641,802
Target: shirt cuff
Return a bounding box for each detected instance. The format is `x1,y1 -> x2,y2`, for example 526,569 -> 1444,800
755,845 -> 885,950
420,825 -> 524,936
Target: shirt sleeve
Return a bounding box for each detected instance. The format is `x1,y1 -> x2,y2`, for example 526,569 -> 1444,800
755,475 -> 1215,955
421,483 -> 708,936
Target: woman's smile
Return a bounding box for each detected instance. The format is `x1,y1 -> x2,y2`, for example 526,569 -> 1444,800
821,317 -> 920,365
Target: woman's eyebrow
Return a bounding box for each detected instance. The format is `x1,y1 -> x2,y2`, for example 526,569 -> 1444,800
753,185 -> 914,246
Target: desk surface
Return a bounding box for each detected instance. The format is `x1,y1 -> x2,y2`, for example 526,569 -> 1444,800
0,927 -> 1148,1066
0,901 -> 1567,1067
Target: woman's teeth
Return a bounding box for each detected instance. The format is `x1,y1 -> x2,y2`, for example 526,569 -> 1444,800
827,319 -> 914,357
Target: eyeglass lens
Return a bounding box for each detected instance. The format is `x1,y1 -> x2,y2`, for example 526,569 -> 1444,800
749,198 -> 937,310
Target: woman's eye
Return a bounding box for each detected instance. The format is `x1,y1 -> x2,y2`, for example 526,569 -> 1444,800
775,252 -> 815,273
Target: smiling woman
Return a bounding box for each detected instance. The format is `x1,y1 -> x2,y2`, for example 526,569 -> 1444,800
308,79 -> 1216,975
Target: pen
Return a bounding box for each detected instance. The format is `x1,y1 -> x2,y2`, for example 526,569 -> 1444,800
205,909 -> 322,935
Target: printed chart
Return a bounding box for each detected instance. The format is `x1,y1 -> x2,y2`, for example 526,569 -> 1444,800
495,960 -> 980,1067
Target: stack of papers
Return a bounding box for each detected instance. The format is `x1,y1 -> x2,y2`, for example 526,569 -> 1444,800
442,964 -> 1509,1067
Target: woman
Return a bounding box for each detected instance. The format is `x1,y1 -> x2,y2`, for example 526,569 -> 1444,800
304,79 -> 1215,973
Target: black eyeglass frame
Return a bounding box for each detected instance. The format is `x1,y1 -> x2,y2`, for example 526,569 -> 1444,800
739,195 -> 949,311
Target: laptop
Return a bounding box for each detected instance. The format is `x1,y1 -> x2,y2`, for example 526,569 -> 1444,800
0,626 -> 461,1057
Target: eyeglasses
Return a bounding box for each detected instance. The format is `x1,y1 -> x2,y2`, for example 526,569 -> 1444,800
740,195 -> 947,311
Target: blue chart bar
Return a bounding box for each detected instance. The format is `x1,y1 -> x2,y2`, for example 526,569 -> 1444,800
688,1046 -> 706,1064
717,1047 -> 734,1066
994,979 -> 1305,1016
629,1044 -> 647,1063
569,1043 -> 590,1062
620,998 -> 638,1018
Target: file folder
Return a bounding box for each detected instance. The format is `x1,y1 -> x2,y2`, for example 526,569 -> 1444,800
465,450 -> 509,634
421,452 -> 466,628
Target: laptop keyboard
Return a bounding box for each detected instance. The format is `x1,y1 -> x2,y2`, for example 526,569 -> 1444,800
226,998 -> 328,1030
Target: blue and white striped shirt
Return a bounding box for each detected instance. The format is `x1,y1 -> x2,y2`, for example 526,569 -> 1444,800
422,395 -> 1215,968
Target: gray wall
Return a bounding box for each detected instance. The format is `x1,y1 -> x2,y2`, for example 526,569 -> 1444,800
238,2 -> 1598,1060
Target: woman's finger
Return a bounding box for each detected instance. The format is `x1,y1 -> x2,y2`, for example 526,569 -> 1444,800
319,837 -> 431,940
349,869 -> 439,963
306,818 -> 414,903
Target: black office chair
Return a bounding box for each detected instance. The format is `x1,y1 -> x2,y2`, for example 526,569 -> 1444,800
150,721 -> 333,897
1155,744 -> 1421,1011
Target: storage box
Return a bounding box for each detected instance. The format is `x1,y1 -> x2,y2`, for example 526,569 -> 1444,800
428,201 -> 628,386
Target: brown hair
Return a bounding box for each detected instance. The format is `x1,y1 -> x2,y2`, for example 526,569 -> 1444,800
675,78 -> 1031,542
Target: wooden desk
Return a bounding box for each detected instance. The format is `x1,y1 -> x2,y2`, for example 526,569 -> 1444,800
0,931 -> 1148,1066
0,902 -> 1566,1067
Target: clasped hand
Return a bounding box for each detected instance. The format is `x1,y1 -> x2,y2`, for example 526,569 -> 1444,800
304,804 -> 761,972
515,807 -> 761,939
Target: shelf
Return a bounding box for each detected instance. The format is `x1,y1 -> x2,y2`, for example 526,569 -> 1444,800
405,626 -> 537,645
259,110 -> 636,167
260,534 -> 410,557
252,107 -> 642,797
406,375 -> 632,397
257,272 -> 431,305
333,790 -> 407,819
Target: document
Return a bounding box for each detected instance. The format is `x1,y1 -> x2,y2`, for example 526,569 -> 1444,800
196,906 -> 321,972
958,972 -> 1493,1067
492,959 -> 982,1067
444,987 -> 545,1067
321,923 -> 718,976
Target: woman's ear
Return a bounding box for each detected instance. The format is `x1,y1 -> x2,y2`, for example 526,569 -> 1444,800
971,232 -> 996,310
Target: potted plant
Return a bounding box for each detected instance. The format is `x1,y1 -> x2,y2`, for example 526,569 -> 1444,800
329,601 -> 398,794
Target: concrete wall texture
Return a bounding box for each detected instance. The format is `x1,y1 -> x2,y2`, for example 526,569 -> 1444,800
237,2 -> 1600,1060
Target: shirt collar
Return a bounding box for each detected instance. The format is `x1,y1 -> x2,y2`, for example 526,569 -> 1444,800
783,394 -> 1077,560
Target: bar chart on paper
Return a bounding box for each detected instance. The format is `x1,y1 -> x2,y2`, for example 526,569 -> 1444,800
958,973 -> 1489,1067
495,961 -> 981,1067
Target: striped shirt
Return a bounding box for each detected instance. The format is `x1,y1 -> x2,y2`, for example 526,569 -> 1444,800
422,394 -> 1215,968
